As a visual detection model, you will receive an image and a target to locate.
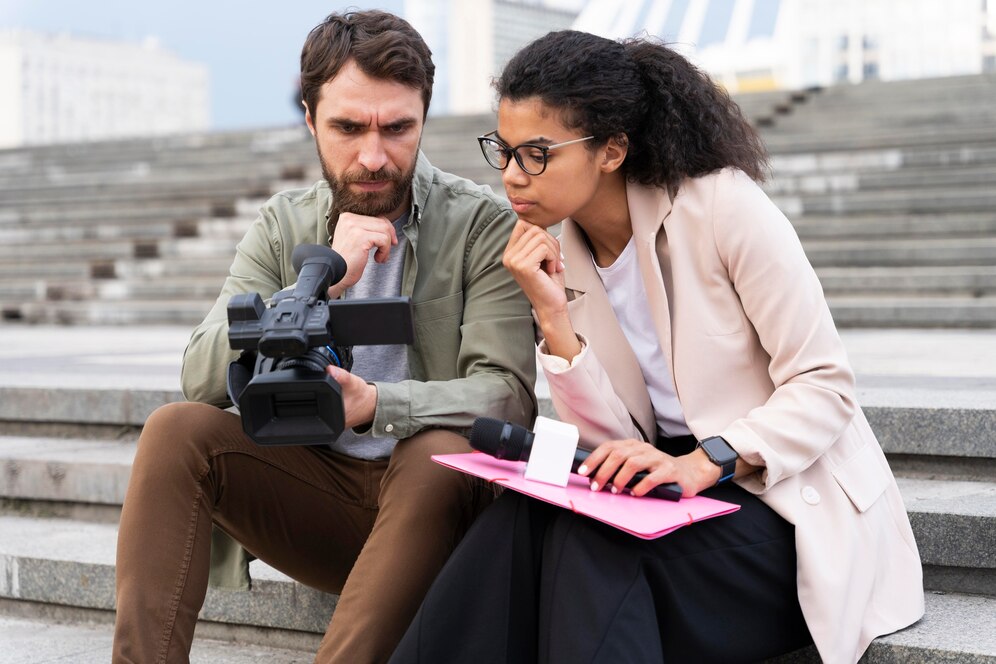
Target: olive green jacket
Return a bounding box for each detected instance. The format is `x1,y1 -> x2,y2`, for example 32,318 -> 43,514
181,152 -> 537,588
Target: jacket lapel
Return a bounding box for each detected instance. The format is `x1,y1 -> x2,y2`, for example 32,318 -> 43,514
560,218 -> 656,440
628,183 -> 678,396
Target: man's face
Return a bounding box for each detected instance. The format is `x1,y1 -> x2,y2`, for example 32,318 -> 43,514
305,60 -> 425,220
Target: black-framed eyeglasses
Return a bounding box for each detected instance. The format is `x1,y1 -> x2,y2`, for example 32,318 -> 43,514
477,130 -> 595,176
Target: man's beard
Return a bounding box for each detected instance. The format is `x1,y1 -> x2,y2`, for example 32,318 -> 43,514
319,148 -> 416,221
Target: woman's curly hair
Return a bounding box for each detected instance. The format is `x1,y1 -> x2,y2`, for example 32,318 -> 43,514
496,30 -> 768,190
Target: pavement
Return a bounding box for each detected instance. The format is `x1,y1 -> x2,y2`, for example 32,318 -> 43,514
0,324 -> 994,400
0,614 -> 314,663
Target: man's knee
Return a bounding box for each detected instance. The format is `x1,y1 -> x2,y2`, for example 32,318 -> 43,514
387,429 -> 470,475
381,429 -> 476,497
135,402 -> 241,476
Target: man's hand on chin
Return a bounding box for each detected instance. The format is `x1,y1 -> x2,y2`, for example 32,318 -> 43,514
327,212 -> 398,299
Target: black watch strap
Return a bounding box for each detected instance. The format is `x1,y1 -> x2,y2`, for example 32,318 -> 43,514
697,436 -> 738,486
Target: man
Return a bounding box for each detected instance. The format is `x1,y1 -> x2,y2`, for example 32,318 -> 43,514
112,10 -> 536,663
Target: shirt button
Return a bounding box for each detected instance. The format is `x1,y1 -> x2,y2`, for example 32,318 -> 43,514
385,424 -> 394,433
801,486 -> 821,505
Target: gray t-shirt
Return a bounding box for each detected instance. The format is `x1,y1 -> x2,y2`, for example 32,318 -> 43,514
328,213 -> 411,459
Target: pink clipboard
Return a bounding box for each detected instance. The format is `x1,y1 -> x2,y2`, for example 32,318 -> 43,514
433,452 -> 740,539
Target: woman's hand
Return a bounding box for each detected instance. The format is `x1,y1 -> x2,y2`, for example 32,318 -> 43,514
503,219 -> 581,361
577,439 -> 721,498
503,219 -> 568,315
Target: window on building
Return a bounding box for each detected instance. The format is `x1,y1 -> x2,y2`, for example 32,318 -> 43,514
698,0 -> 736,49
747,0 -> 781,41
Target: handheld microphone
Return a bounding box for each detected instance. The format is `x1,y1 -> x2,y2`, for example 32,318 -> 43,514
469,417 -> 682,501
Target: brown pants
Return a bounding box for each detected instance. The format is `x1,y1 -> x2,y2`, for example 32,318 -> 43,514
113,401 -> 492,664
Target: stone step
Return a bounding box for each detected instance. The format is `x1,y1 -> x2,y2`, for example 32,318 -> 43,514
0,236 -> 239,261
826,296 -> 996,328
0,514 -> 991,660
2,436 -> 992,592
769,109 -> 996,135
766,164 -> 996,195
4,266 -> 994,309
801,238 -> 996,268
3,379 -> 992,455
0,386 -> 182,428
0,166 -> 294,195
0,183 -> 278,211
0,220 -> 179,245
2,299 -> 215,325
0,254 -> 232,282
762,124 -> 996,154
897,478 -> 996,597
0,612 -> 318,664
773,184 -> 996,216
791,213 -> 996,240
0,436 -> 135,508
5,294 -> 996,328
0,382 -> 996,460
0,515 -> 337,636
0,200 -> 224,226
817,266 -> 996,297
770,145 -> 996,176
1,594 -> 991,664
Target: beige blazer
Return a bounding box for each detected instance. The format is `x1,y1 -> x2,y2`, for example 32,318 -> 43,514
539,168 -> 924,664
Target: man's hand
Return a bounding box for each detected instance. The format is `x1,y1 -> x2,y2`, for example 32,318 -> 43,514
326,365 -> 378,430
328,212 -> 399,299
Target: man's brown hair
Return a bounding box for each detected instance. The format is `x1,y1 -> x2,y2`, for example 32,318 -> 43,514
300,10 -> 435,119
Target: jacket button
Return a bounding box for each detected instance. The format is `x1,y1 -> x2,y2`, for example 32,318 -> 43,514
385,424 -> 394,433
801,486 -> 821,505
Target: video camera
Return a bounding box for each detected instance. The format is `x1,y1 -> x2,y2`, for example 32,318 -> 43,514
226,244 -> 414,446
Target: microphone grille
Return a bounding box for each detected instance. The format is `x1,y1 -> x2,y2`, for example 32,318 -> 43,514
469,417 -> 506,455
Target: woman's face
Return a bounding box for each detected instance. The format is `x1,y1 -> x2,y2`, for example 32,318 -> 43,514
496,97 -> 607,229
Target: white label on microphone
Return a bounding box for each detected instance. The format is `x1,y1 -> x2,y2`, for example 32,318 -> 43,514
524,416 -> 580,487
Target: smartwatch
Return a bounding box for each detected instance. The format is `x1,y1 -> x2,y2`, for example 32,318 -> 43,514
697,436 -> 738,485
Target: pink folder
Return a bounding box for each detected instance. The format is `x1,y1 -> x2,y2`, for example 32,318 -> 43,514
433,452 -> 740,539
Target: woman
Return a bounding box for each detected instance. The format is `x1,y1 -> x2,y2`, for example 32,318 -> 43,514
391,31 -> 923,664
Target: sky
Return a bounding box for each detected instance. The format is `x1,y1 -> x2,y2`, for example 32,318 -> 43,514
0,0 -> 403,130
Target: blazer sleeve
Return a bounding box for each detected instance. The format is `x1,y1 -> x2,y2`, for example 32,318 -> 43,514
710,169 -> 857,488
538,335 -> 644,449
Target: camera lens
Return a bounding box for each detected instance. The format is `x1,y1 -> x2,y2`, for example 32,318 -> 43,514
274,346 -> 335,373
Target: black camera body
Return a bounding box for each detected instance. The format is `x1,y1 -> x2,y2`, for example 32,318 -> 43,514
226,244 -> 414,446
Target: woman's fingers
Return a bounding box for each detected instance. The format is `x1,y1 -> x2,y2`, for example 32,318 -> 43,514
578,440 -> 678,496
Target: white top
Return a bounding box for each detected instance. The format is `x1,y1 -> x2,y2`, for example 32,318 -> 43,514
592,236 -> 691,438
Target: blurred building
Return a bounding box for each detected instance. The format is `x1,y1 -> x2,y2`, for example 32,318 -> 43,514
0,30 -> 209,148
572,0 -> 996,93
405,0 -> 583,114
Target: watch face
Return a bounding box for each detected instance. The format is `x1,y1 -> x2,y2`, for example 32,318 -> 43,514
702,437 -> 738,465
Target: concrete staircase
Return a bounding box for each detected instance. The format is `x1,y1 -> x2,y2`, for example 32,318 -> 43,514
1,75 -> 994,327
0,326 -> 994,661
760,74 -> 996,328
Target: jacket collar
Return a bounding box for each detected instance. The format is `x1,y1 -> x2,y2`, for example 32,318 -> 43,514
561,181 -> 673,295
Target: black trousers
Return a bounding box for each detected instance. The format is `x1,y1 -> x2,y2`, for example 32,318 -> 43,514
391,482 -> 812,664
